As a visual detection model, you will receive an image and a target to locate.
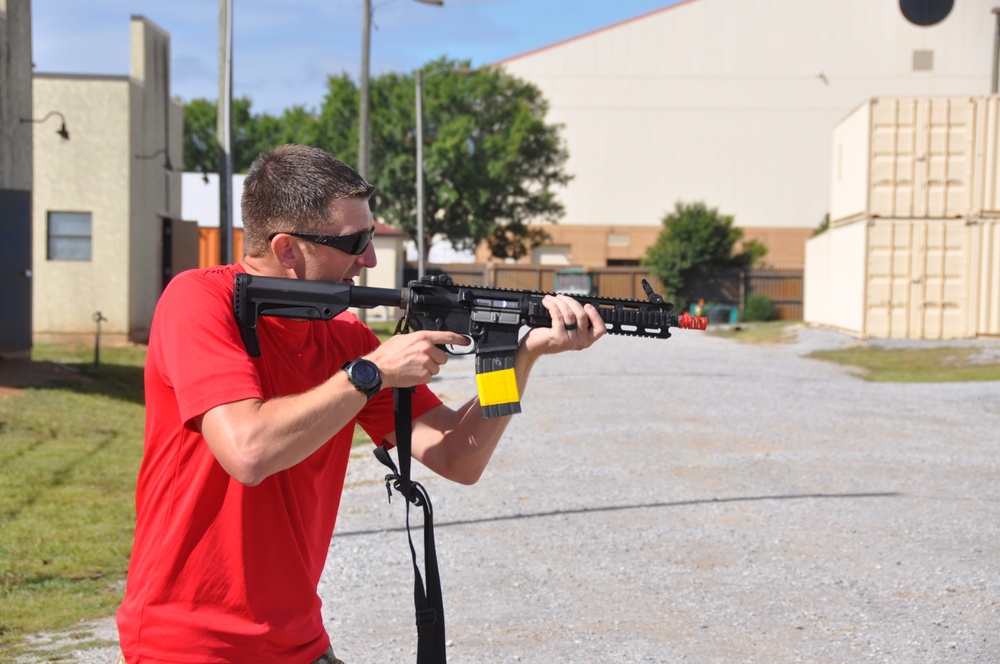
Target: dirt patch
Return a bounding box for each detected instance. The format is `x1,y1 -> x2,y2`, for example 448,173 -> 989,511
0,357 -> 89,397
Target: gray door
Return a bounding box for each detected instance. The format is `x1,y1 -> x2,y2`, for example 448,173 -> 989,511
0,188 -> 32,353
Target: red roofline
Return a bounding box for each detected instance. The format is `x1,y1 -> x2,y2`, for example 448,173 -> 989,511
374,218 -> 405,237
492,0 -> 699,67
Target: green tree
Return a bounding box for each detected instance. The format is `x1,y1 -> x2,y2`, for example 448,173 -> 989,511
182,96 -> 259,173
366,71 -> 419,235
814,212 -> 831,236
642,201 -> 767,300
181,98 -> 219,173
313,74 -> 360,164
342,58 -> 571,259
182,96 -> 318,173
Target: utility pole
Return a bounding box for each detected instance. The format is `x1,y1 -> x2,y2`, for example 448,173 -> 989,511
993,8 -> 1000,94
217,0 -> 234,265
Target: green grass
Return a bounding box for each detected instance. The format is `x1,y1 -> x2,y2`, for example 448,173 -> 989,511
0,344 -> 146,660
808,345 -> 1000,383
0,331 -> 406,659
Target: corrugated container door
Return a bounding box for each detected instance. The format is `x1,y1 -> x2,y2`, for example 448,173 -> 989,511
973,219 -> 1000,335
870,99 -> 918,218
866,220 -> 912,338
869,98 -> 975,219
973,96 -> 1000,216
926,99 -> 975,218
866,219 -> 969,339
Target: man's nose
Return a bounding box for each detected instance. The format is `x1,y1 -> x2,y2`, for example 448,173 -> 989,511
358,241 -> 377,269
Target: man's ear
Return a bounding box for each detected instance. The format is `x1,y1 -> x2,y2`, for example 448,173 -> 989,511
270,234 -> 300,268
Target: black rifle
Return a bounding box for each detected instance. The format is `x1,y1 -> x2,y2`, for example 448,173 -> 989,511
233,273 -> 707,418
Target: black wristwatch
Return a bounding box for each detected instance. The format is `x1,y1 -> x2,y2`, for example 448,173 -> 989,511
341,358 -> 382,400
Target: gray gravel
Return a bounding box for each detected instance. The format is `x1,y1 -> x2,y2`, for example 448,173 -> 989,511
34,326 -> 1000,663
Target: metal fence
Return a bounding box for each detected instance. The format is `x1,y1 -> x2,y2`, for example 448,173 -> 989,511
413,264 -> 804,321
683,267 -> 804,321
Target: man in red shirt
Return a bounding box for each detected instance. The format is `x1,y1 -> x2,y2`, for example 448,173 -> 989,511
116,144 -> 605,663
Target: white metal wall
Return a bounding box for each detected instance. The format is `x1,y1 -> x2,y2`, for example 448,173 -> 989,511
803,218 -> 866,335
829,101 -> 872,225
498,0 -> 994,232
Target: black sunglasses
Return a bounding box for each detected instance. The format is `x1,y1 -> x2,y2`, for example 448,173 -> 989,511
269,226 -> 375,256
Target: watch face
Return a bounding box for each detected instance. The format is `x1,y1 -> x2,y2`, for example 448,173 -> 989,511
352,361 -> 379,386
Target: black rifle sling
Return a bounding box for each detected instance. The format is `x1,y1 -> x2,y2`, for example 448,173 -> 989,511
373,386 -> 447,664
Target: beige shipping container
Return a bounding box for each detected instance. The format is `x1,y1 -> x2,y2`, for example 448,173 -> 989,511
816,96 -> 1000,339
831,97 -> 981,223
806,216 -> 1000,339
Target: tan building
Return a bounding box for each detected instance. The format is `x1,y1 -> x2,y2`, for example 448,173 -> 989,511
30,15 -> 187,342
497,0 -> 994,270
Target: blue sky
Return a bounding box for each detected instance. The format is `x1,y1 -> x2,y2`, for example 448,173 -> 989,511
31,0 -> 683,116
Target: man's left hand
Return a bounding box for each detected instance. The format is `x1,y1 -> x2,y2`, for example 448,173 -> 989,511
521,294 -> 606,360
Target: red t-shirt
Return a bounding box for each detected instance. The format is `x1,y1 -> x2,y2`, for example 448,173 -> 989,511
117,264 -> 442,664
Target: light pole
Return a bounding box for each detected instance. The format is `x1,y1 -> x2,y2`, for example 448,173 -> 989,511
993,7 -> 1000,94
415,66 -> 471,278
415,68 -> 428,278
358,0 -> 443,179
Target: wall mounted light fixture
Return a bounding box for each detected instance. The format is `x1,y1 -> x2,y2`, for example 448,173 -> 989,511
21,110 -> 70,140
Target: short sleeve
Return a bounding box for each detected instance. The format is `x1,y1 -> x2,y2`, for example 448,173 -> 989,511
149,268 -> 263,427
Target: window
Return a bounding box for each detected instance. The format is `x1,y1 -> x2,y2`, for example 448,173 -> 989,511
532,245 -> 572,266
607,233 -> 630,247
48,211 -> 92,260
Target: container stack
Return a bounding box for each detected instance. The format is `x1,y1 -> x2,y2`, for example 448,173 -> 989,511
806,96 -> 1000,339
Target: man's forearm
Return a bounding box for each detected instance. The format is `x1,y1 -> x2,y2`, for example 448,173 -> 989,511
410,338 -> 539,485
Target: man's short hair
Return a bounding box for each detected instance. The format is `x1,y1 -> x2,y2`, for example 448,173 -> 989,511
241,144 -> 375,258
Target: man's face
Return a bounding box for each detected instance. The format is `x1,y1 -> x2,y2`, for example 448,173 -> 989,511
301,197 -> 378,284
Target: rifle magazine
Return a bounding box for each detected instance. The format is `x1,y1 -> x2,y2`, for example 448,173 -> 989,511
475,352 -> 521,419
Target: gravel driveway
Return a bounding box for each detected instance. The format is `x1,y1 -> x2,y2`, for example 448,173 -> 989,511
40,326 -> 1000,663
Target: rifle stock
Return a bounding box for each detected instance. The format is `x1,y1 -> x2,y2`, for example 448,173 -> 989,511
233,273 -> 707,417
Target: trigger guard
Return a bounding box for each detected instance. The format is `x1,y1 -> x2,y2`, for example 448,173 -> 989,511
443,336 -> 476,356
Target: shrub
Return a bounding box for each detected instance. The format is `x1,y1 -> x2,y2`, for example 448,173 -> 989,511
743,294 -> 776,322
642,201 -> 768,304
